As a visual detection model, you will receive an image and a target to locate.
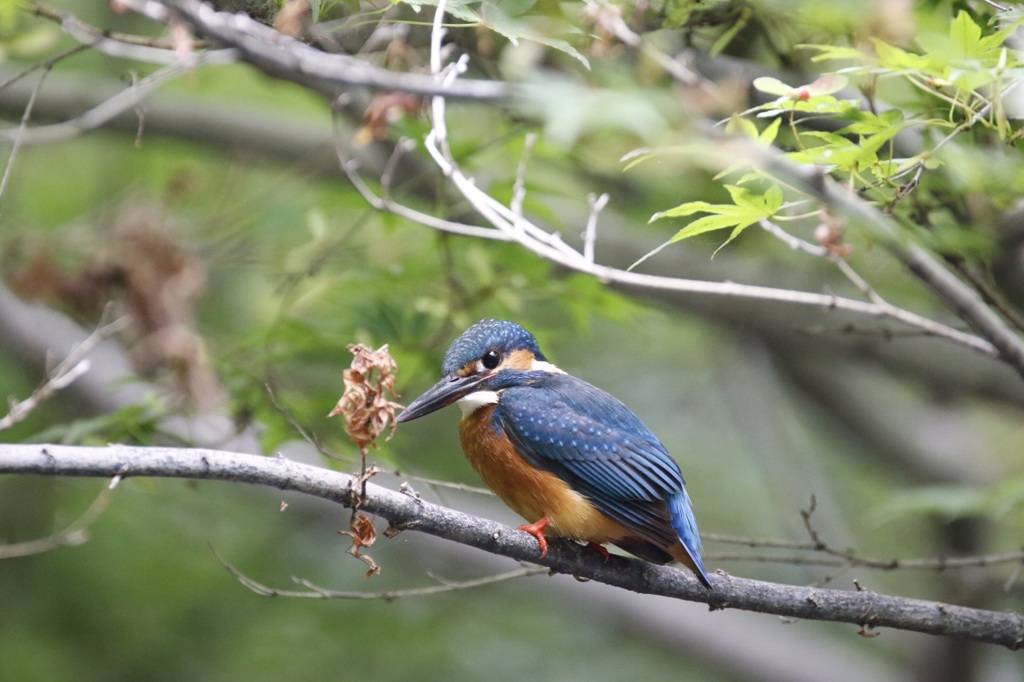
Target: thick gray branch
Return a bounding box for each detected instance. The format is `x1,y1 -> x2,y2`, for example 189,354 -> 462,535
1,443 -> 1021,649
123,0 -> 512,101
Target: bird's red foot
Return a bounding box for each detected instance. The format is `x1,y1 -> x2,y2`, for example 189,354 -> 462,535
586,542 -> 611,562
518,517 -> 550,557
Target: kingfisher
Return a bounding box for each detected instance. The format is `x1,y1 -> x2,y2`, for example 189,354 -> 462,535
396,319 -> 713,589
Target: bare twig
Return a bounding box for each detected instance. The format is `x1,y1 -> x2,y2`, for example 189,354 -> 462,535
0,480 -> 114,559
585,1 -> 702,88
0,316 -> 131,432
708,549 -> 1024,571
340,157 -> 513,241
0,63 -> 192,146
0,44 -> 91,200
218,551 -> 546,599
705,525 -> 1024,572
758,218 -> 827,257
264,382 -> 351,462
584,192 -> 609,263
390,472 -> 493,497
0,62 -> 44,203
510,133 -> 537,217
31,2 -> 229,64
757,149 -> 1024,377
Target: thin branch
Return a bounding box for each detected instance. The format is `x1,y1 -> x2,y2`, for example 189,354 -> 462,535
1,443 -> 1022,648
0,44 -> 92,200
0,316 -> 131,432
344,146 -> 997,359
707,511 -> 1024,572
510,132 -> 537,218
0,59 -> 44,203
386,471 -> 493,497
586,1 -> 702,88
758,218 -> 827,257
0,479 -> 114,559
340,156 -> 513,242
264,381 -> 352,463
379,137 -> 417,202
218,551 -> 546,599
888,81 -> 1022,209
706,545 -> 1024,572
584,192 -> 609,263
755,148 -> 1024,378
31,2 -> 229,64
0,62 -> 194,146
757,218 -> 953,341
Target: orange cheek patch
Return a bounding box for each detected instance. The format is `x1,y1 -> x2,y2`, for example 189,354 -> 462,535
504,349 -> 535,371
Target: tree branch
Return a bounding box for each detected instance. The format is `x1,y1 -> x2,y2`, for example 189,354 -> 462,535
118,0 -> 512,101
0,315 -> 131,432
1,443 -> 1022,649
758,155 -> 1024,379
219,557 -> 548,600
100,0 -> 1018,367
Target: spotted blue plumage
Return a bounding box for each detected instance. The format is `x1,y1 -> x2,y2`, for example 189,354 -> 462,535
494,371 -> 708,580
442,319 -> 546,376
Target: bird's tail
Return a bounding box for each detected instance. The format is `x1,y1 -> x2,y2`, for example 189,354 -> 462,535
667,489 -> 713,589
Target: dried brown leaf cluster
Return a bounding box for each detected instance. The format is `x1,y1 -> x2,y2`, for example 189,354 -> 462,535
814,219 -> 853,259
272,0 -> 311,39
338,513 -> 380,578
327,344 -> 403,451
354,92 -> 422,147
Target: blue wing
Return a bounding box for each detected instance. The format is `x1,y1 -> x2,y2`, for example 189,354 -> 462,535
496,373 -> 706,571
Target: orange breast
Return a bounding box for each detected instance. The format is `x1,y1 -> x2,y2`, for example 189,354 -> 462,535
459,405 -> 630,543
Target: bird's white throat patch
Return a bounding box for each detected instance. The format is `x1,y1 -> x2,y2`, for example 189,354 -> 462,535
456,359 -> 562,417
457,390 -> 500,416
531,360 -> 565,374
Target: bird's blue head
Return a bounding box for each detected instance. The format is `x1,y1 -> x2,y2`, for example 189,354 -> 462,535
397,319 -> 552,423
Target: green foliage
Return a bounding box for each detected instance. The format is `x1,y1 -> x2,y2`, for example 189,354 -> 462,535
628,7 -> 1024,262
28,403 -> 168,446
522,78 -> 677,147
397,0 -> 590,67
639,182 -> 783,264
4,2 -> 1024,679
0,2 -> 59,59
876,476 -> 1024,524
0,0 -> 19,29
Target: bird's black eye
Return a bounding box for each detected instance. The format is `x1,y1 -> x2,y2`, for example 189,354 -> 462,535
482,349 -> 501,370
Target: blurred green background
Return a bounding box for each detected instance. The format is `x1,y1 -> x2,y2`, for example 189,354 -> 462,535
2,1 -> 1023,680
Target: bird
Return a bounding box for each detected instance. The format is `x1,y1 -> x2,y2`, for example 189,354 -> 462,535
396,318 -> 712,589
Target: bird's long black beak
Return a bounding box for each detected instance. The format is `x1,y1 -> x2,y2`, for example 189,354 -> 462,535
396,373 -> 491,423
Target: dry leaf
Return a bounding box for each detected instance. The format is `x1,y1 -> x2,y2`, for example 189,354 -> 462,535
273,0 -> 311,39
354,93 -> 422,147
339,513 -> 381,578
328,344 -> 404,450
